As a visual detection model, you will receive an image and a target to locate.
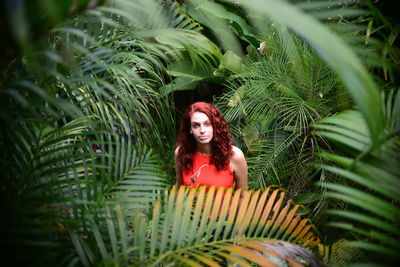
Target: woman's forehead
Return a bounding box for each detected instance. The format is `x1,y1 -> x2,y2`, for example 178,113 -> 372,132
190,112 -> 210,123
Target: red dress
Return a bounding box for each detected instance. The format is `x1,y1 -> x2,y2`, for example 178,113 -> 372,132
182,153 -> 234,188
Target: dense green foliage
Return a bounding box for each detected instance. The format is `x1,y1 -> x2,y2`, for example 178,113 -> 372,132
0,0 -> 399,266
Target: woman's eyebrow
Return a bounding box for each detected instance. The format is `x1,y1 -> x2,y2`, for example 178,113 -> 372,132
191,120 -> 211,125
191,120 -> 210,124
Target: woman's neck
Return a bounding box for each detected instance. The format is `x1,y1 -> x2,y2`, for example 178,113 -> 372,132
196,144 -> 212,156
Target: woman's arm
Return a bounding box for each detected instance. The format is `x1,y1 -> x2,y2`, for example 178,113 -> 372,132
232,146 -> 248,190
174,146 -> 183,188
231,146 -> 248,240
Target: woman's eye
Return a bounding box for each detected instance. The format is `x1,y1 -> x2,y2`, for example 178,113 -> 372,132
204,122 -> 211,126
192,124 -> 199,128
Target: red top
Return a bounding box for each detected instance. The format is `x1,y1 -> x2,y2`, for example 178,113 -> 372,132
183,153 -> 234,188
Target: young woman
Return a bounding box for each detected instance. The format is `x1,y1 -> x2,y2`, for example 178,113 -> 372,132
174,102 -> 248,191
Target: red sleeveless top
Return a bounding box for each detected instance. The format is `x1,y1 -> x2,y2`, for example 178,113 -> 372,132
182,153 -> 234,188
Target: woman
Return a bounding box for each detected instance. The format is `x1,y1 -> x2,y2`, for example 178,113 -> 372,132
174,102 -> 248,191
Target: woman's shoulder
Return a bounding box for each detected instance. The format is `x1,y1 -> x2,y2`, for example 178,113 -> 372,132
174,146 -> 180,157
231,146 -> 245,161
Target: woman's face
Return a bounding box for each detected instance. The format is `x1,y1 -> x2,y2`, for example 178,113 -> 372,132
190,112 -> 213,145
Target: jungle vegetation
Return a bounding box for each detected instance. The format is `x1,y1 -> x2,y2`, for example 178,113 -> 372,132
0,0 -> 399,266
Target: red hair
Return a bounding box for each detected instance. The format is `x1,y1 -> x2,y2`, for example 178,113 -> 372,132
176,102 -> 233,173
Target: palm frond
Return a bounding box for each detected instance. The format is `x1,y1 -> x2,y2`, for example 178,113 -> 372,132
206,0 -> 385,146
314,90 -> 400,263
68,185 -> 322,266
217,32 -> 341,196
1,1 -> 198,263
317,238 -> 367,266
106,147 -> 170,213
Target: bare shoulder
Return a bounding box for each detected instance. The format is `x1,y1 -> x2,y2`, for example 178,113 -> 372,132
231,146 -> 245,162
174,146 -> 180,157
230,146 -> 247,177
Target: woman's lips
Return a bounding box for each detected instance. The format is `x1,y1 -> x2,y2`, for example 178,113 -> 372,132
199,136 -> 208,140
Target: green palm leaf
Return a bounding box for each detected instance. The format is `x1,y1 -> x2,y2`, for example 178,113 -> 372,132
1,2 -> 193,262
192,0 -> 384,146
314,90 -> 400,263
68,185 -> 322,266
217,32 -> 341,199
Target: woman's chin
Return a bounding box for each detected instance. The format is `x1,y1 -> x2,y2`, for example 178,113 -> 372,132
198,139 -> 210,144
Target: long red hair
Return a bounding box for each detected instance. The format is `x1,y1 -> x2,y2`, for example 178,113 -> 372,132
176,102 -> 233,173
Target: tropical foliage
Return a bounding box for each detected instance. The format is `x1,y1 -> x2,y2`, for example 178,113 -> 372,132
70,185 -> 322,266
314,89 -> 400,264
0,0 -> 399,266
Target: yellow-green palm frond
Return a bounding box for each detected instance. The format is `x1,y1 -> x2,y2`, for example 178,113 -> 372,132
69,185 -> 322,266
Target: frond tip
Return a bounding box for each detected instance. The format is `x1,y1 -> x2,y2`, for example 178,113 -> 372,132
226,240 -> 323,267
